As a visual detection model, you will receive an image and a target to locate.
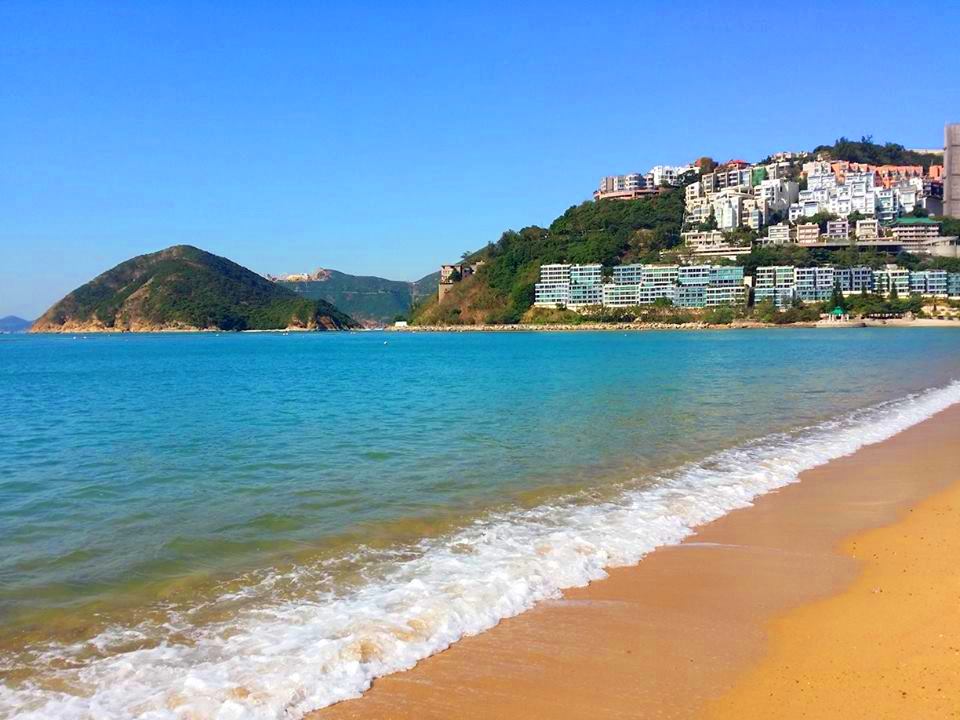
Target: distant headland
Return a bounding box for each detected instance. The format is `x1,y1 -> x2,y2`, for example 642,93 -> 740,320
30,245 -> 358,333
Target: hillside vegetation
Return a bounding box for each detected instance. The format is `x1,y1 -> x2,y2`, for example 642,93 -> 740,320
813,136 -> 943,170
32,245 -> 357,332
279,269 -> 438,325
413,189 -> 686,324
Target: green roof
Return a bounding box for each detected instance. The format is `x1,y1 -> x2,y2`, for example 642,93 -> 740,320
893,217 -> 939,225
831,307 -> 846,316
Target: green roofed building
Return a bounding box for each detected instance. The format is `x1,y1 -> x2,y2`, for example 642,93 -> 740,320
890,216 -> 942,244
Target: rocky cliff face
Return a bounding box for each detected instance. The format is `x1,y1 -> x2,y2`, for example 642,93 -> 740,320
32,245 -> 357,332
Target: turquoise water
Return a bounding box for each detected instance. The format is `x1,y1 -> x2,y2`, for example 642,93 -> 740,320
1,329 -> 959,718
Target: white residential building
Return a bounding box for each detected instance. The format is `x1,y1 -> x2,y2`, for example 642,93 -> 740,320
570,263 -> 603,286
765,224 -> 792,245
790,164 -> 877,220
754,178 -> 799,219
856,219 -> 880,239
650,165 -> 696,187
681,231 -> 751,259
534,263 -> 572,308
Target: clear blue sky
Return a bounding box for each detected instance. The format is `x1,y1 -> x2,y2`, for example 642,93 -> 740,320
3,0 -> 959,318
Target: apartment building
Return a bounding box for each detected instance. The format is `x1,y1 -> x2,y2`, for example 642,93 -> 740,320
650,165 -> 696,187
602,283 -> 642,307
795,266 -> 835,302
755,266 -> 796,287
835,267 -> 875,293
872,266 -> 911,296
534,263 -> 572,308
947,123 -> 960,218
570,263 -> 603,286
539,264 -> 571,284
754,178 -> 799,218
612,264 -> 644,285
569,285 -> 602,306
889,217 -> 943,243
681,230 -> 751,260
795,224 -> 821,244
677,265 -> 712,285
534,283 -> 569,307
643,265 -> 680,288
790,165 -> 877,220
910,270 -> 949,296
856,219 -> 880,239
438,261 -> 485,300
594,173 -> 659,201
702,167 -> 753,195
825,219 -> 849,239
754,266 -> 797,308
949,273 -> 960,297
766,223 -> 792,245
538,263 -> 746,310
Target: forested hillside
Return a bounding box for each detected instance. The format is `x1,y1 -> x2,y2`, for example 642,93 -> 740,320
413,189 -> 686,324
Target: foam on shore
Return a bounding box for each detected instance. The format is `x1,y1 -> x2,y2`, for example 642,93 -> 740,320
3,380 -> 960,720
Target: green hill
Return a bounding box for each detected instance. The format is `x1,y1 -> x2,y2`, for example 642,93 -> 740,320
812,136 -> 943,169
413,188 -> 686,324
277,269 -> 439,325
32,245 -> 357,332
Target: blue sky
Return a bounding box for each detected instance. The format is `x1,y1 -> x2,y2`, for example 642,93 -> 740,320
2,0 -> 959,318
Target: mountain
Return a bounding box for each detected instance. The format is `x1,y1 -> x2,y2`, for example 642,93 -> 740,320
31,245 -> 357,333
0,316 -> 32,333
413,188 -> 686,325
274,269 -> 439,326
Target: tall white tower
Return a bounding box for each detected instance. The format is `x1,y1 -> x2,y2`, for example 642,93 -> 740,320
946,123 -> 960,218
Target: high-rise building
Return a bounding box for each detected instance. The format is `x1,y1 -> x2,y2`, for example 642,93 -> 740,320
947,123 -> 960,218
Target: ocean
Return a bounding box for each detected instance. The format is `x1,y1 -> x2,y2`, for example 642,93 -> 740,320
1,328 -> 959,719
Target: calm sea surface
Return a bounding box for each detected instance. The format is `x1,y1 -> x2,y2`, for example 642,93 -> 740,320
1,329 -> 959,718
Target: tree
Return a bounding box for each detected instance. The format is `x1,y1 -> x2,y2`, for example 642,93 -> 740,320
696,156 -> 718,174
701,207 -> 718,231
889,282 -> 899,301
829,282 -> 847,311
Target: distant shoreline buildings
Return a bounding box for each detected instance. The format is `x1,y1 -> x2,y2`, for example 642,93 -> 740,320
534,262 -> 746,310
533,262 -> 960,312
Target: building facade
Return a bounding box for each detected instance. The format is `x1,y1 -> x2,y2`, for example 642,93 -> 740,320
946,123 -> 960,218
534,263 -> 747,310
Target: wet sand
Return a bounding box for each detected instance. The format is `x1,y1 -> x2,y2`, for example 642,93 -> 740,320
311,404 -> 960,719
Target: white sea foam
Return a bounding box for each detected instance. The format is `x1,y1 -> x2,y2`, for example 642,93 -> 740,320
3,381 -> 959,719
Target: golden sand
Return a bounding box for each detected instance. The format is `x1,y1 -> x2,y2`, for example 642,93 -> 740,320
707,473 -> 960,719
312,405 -> 960,720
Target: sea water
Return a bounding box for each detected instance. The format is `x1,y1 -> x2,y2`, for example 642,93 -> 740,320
1,329 -> 959,718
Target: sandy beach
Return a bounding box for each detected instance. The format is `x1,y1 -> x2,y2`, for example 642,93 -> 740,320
387,318 -> 960,332
312,403 -> 960,719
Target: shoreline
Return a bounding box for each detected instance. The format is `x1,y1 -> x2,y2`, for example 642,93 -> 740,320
311,402 -> 960,719
389,317 -> 959,332
19,318 -> 960,334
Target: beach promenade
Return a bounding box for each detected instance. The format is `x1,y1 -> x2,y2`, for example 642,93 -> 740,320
314,404 -> 960,719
